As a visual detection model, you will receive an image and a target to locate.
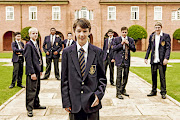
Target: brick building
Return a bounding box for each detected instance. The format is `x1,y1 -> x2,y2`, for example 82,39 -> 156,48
0,0 -> 180,51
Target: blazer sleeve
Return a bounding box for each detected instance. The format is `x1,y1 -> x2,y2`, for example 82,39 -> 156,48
128,38 -> 136,52
43,37 -> 48,53
165,34 -> 171,60
11,42 -> 23,53
61,50 -> 71,108
95,49 -> 107,100
145,35 -> 152,59
56,38 -> 62,53
24,44 -> 35,75
112,37 -> 123,51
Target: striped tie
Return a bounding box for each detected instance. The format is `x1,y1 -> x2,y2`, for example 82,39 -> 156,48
79,48 -> 86,77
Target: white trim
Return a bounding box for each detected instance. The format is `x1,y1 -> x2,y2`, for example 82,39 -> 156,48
52,6 -> 61,20
131,6 -> 139,20
29,6 -> 37,20
154,6 -> 162,20
107,6 -> 116,20
6,6 -> 14,20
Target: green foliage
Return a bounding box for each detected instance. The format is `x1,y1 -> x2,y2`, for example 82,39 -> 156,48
127,25 -> 147,41
21,27 -> 41,41
173,28 -> 180,40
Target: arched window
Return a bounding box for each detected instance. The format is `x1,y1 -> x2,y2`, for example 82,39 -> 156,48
75,7 -> 93,20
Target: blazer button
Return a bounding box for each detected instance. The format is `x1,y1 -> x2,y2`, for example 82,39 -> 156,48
82,82 -> 84,85
81,91 -> 83,94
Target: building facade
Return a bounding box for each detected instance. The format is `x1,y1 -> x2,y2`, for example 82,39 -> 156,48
0,0 -> 180,51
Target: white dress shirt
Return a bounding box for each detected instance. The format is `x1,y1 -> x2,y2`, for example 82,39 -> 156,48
77,41 -> 89,65
66,39 -> 73,47
107,37 -> 113,53
15,40 -> 22,49
30,39 -> 38,47
121,36 -> 128,50
154,31 -> 163,63
50,34 -> 56,45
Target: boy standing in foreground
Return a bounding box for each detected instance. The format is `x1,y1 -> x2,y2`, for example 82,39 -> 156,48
61,18 -> 107,120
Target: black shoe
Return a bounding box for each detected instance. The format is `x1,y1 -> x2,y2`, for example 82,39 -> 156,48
27,111 -> 33,117
34,106 -> 46,109
110,83 -> 115,86
122,92 -> 129,97
147,92 -> 157,96
56,77 -> 61,80
17,85 -> 25,88
162,94 -> 166,99
9,84 -> 14,88
40,77 -> 48,80
116,95 -> 124,99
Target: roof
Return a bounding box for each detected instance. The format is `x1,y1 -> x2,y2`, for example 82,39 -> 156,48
100,0 -> 180,4
0,0 -> 69,4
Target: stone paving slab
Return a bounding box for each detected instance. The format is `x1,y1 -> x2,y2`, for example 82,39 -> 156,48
0,59 -> 180,120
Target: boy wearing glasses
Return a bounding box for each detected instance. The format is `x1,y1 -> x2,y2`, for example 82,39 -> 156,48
113,27 -> 136,99
145,22 -> 171,99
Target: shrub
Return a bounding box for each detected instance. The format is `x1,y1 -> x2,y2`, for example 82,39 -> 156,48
127,25 -> 147,41
173,28 -> 180,40
21,27 -> 41,41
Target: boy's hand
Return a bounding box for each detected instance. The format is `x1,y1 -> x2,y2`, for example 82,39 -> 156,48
53,51 -> 58,55
144,59 -> 148,64
163,59 -> 168,65
31,74 -> 37,80
65,107 -> 71,113
91,94 -> 99,107
111,59 -> 115,62
46,51 -> 50,55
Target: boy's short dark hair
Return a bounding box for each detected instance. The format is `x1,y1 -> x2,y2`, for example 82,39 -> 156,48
14,32 -> 21,36
73,18 -> 91,32
50,27 -> 56,31
107,29 -> 114,33
121,27 -> 128,31
67,32 -> 72,36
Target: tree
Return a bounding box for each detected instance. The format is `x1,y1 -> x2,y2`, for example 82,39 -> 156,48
173,28 -> 180,40
21,27 -> 41,41
127,25 -> 147,41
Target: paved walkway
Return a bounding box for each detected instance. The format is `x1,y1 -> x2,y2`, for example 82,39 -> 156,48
0,58 -> 180,120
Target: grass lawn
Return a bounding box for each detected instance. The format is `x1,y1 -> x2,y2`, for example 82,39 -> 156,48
131,51 -> 180,59
0,62 -> 26,105
0,52 -> 46,58
130,51 -> 180,102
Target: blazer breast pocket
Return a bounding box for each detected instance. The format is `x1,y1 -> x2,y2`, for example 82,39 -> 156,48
88,65 -> 97,77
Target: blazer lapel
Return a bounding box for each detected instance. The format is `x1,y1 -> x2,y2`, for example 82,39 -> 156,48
83,44 -> 95,81
30,40 -> 40,58
70,44 -> 82,78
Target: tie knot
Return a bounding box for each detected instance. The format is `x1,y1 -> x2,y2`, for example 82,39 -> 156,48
79,48 -> 85,53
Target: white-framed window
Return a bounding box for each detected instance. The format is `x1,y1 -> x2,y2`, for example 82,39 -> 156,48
6,6 -> 14,20
131,6 -> 139,20
172,9 -> 180,20
29,6 -> 37,20
108,6 -> 116,20
52,6 -> 61,20
74,7 -> 93,20
154,6 -> 162,20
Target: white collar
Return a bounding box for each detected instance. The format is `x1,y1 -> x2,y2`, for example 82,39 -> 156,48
30,39 -> 37,46
15,40 -> 21,43
77,41 -> 89,53
108,37 -> 113,40
156,31 -> 163,36
121,36 -> 128,40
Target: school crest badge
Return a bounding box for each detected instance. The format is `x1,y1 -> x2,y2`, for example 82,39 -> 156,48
89,65 -> 96,75
56,42 -> 58,46
161,41 -> 165,46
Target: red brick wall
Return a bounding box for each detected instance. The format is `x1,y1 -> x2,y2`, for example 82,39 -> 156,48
173,39 -> 180,51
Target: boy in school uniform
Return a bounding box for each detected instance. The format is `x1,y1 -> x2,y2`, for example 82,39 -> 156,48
24,28 -> 46,117
63,32 -> 76,48
9,32 -> 25,88
61,18 -> 107,120
103,29 -> 115,86
112,27 -> 136,99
